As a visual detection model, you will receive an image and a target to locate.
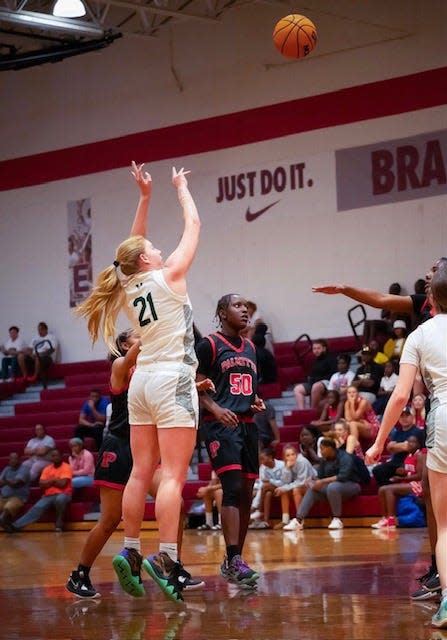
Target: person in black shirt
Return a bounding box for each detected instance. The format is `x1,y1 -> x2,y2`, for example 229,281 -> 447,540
352,345 -> 384,403
294,339 -> 337,410
196,293 -> 265,589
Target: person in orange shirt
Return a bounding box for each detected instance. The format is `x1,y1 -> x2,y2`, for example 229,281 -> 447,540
2,449 -> 72,533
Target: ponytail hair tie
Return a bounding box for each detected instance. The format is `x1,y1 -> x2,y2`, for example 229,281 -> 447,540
113,260 -> 120,268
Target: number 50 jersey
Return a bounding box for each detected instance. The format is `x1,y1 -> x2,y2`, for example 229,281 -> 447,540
124,269 -> 197,371
197,332 -> 258,415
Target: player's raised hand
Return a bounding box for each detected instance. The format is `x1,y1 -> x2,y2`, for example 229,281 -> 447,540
312,284 -> 343,295
131,161 -> 152,197
172,166 -> 191,188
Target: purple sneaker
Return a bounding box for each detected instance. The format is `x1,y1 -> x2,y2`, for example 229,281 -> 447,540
221,555 -> 260,588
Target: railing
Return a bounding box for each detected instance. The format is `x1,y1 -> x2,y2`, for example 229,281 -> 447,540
347,304 -> 367,347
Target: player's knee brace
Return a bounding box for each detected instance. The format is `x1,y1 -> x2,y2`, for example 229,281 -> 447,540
220,469 -> 242,507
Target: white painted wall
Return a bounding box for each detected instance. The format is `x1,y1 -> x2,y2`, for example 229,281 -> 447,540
0,1 -> 446,361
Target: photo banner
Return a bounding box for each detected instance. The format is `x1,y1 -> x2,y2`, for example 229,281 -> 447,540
67,198 -> 92,308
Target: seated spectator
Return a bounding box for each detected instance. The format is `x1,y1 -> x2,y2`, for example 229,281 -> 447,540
74,388 -> 110,450
294,339 -> 337,410
371,434 -> 425,530
26,322 -> 58,388
252,331 -> 278,383
0,452 -> 31,529
291,437 -> 362,531
22,423 -> 56,482
383,319 -> 407,368
352,345 -> 384,404
372,406 -> 424,486
327,354 -> 355,401
68,437 -> 95,489
273,444 -> 317,530
373,360 -> 399,416
310,390 -> 342,434
368,339 -> 389,365
196,470 -> 222,531
298,426 -> 320,468
411,393 -> 427,429
241,301 -> 274,350
0,326 -> 29,382
254,399 -> 280,449
1,448 -> 72,533
344,385 -> 381,443
333,418 -> 364,459
249,447 -> 284,529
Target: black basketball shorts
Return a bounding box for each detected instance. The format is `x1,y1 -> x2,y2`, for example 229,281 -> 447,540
202,420 -> 259,479
94,433 -> 132,490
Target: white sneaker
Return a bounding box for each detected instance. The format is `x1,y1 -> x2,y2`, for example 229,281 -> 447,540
283,518 -> 298,531
371,517 -> 388,529
250,510 -> 262,521
328,517 -> 343,530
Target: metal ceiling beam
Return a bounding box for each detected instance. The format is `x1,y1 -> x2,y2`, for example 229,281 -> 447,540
0,8 -> 105,35
88,0 -> 218,22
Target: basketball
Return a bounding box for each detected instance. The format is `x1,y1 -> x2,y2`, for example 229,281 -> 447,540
273,14 -> 317,60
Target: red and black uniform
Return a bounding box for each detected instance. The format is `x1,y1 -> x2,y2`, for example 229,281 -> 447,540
196,332 -> 259,479
95,386 -> 133,490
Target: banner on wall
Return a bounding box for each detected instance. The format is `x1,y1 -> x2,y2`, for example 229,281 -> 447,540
67,198 -> 92,308
336,129 -> 447,211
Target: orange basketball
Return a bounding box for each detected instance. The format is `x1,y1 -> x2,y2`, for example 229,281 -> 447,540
273,14 -> 317,59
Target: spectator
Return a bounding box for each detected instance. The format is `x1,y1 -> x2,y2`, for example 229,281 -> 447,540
294,339 -> 337,410
242,302 -> 274,351
249,447 -> 284,529
344,385 -> 381,443
411,393 -> 427,429
368,339 -> 389,365
292,438 -> 362,531
74,388 -> 110,450
1,449 -> 72,533
0,452 -> 31,528
0,326 -> 29,382
252,331 -> 278,383
327,354 -> 355,400
352,345 -> 383,403
254,399 -> 280,449
22,423 -> 55,482
371,433 -> 425,530
298,426 -> 320,468
310,390 -> 342,435
383,320 -> 407,366
373,360 -> 399,416
333,418 -> 364,459
274,444 -> 317,530
26,322 -> 58,388
196,471 -> 223,531
372,406 -> 423,486
68,437 -> 95,489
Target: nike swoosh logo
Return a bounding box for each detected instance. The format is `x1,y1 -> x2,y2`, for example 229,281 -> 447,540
245,200 -> 280,222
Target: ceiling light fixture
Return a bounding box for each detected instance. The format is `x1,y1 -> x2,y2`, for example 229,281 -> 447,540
53,0 -> 86,18
0,8 -> 104,36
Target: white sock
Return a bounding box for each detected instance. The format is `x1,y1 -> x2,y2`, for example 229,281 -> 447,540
282,514 -> 290,524
217,514 -> 221,525
205,512 -> 213,527
160,542 -> 178,562
124,537 -> 141,553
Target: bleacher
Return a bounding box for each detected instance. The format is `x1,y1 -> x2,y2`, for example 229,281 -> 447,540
0,332 -> 382,529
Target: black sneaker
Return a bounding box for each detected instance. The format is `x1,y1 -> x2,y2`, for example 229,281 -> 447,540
112,548 -> 145,597
66,569 -> 100,599
220,555 -> 260,588
177,563 -> 205,591
425,574 -> 441,591
143,552 -> 186,602
411,585 -> 441,601
417,565 -> 437,584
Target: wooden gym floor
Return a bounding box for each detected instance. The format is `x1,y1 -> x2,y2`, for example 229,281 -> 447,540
0,526 -> 443,640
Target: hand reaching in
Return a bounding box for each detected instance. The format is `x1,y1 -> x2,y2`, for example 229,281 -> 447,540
131,161 -> 152,198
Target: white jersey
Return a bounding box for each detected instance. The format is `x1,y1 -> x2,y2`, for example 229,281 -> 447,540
400,314 -> 447,472
124,269 -> 198,371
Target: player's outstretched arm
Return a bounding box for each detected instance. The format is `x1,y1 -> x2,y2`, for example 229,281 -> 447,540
129,161 -> 152,237
312,284 -> 413,314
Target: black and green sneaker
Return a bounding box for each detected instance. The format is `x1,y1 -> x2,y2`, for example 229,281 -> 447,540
143,551 -> 185,602
112,547 -> 145,597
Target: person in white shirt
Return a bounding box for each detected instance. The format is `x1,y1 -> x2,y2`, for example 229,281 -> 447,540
274,444 -> 317,531
27,322 -> 58,388
0,326 -> 29,382
249,447 -> 284,529
366,266 -> 447,629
